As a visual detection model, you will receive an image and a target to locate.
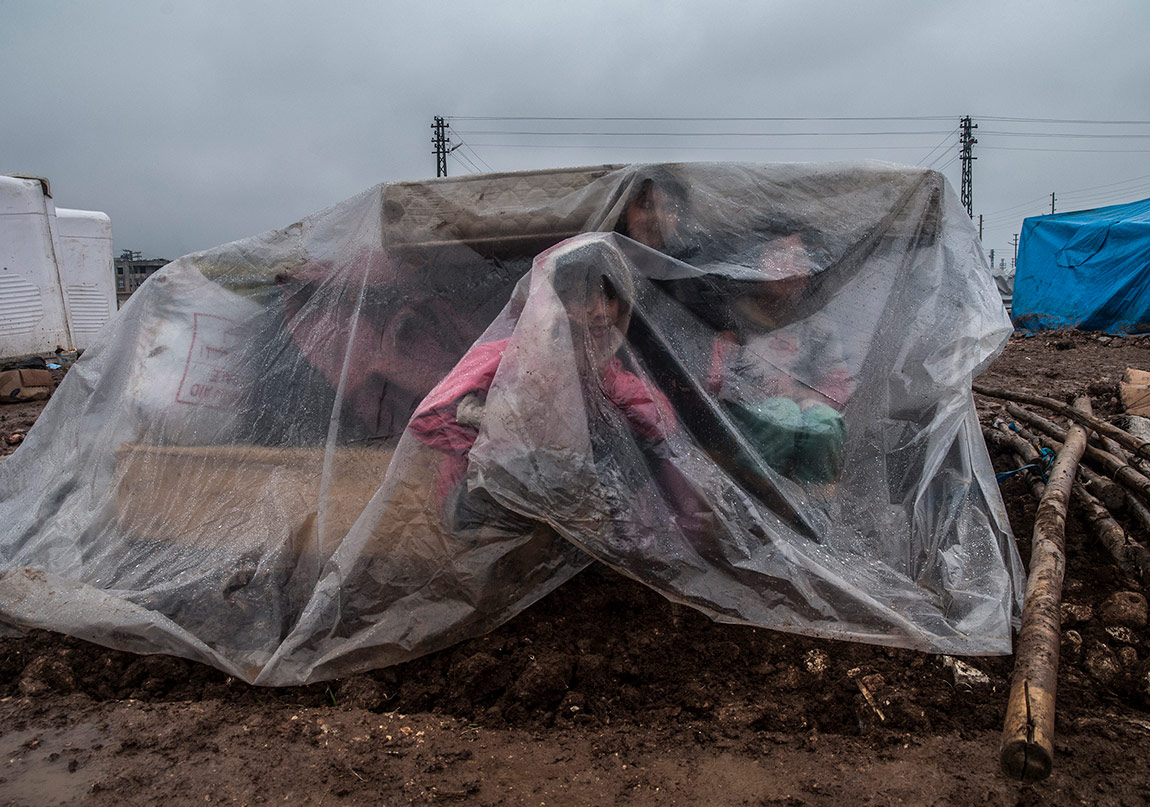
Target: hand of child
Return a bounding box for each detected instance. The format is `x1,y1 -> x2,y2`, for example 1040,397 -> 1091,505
455,394 -> 485,429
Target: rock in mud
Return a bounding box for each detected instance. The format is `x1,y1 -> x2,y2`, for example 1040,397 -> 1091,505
1060,602 -> 1094,626
1062,629 -> 1084,661
337,674 -> 390,710
18,655 -> 76,696
449,652 -> 511,701
509,653 -> 573,709
1085,641 -> 1121,686
1099,592 -> 1148,629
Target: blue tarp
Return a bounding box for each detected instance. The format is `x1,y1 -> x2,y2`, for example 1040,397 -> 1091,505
1013,197 -> 1150,334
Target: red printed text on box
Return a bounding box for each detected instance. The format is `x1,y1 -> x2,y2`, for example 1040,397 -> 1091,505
175,313 -> 245,409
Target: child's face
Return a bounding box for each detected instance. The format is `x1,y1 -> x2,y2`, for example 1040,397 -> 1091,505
624,186 -> 681,252
583,285 -> 621,341
566,277 -> 623,360
755,234 -> 812,305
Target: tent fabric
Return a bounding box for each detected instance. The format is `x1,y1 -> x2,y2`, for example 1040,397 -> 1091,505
0,162 -> 1022,685
1013,197 -> 1150,334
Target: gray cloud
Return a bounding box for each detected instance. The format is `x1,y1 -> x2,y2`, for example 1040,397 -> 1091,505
3,0 -> 1148,263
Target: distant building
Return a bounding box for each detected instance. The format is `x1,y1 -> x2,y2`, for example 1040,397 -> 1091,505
114,251 -> 169,307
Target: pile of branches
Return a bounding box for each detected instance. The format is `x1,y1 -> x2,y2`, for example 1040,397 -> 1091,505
975,384 -> 1150,587
973,383 -> 1150,783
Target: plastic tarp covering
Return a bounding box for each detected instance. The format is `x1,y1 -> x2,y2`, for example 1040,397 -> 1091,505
1014,197 -> 1150,334
0,162 -> 1023,685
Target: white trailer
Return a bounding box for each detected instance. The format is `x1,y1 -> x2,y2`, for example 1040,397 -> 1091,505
0,175 -> 115,360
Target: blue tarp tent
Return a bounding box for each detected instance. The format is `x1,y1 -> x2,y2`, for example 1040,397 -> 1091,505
1013,197 -> 1150,334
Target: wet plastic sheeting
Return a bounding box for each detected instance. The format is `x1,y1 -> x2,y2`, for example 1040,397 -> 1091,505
0,163 -> 1022,684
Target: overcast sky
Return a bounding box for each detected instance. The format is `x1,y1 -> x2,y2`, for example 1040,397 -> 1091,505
4,0 -> 1149,268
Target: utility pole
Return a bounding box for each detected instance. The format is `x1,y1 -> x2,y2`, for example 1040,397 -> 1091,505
989,248 -> 995,267
959,115 -> 978,219
432,116 -> 450,178
1012,234 -> 1019,268
1050,192 -> 1056,215
979,214 -> 983,240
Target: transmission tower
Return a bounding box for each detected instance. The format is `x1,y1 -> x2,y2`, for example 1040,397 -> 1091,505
432,116 -> 451,177
959,116 -> 978,219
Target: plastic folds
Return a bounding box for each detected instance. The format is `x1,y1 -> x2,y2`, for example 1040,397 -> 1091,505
0,163 -> 1022,684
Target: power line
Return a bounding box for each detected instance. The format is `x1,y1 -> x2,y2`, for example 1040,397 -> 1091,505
980,145 -> 1150,154
456,142 -> 951,152
449,150 -> 483,174
934,152 -> 961,174
438,114 -> 1150,237
1059,180 -> 1150,201
926,145 -> 959,170
449,115 -> 957,122
1053,183 -> 1150,208
980,130 -> 1150,139
973,115 -> 1150,125
445,127 -> 496,173
917,127 -> 959,167
1055,171 -> 1150,196
980,176 -> 1150,223
980,206 -> 1050,225
459,142 -> 494,173
453,129 -> 956,138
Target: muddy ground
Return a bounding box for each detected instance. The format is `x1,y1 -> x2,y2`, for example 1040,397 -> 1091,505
3,332 -> 1150,806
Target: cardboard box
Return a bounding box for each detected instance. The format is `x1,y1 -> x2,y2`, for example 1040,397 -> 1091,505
0,368 -> 52,402
113,443 -> 403,555
1120,368 -> 1150,416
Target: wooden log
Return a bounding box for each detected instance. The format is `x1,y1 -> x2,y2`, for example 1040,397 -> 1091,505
1092,431 -> 1132,463
999,403 -> 1088,783
1072,403 -> 1150,586
1004,402 -> 1150,507
997,416 -> 1049,456
1092,427 -> 1150,478
985,425 -> 1046,500
1065,399 -> 1145,517
986,422 -> 1041,469
1079,465 -> 1134,513
1002,403 -> 1060,441
1074,488 -> 1150,587
973,383 -> 1150,462
1127,495 -> 1150,537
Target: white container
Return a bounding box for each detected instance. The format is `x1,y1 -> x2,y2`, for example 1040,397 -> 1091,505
0,175 -> 115,359
55,207 -> 115,349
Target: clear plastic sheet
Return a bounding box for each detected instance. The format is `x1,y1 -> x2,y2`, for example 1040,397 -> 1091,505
0,163 -> 1023,684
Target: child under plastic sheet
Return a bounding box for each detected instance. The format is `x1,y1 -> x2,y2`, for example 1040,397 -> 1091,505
408,233 -> 716,553
613,168 -> 701,263
708,232 -> 853,484
613,168 -> 851,485
235,242 -> 528,447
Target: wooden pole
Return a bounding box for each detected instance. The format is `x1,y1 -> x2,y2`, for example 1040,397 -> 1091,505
999,400 -> 1088,782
